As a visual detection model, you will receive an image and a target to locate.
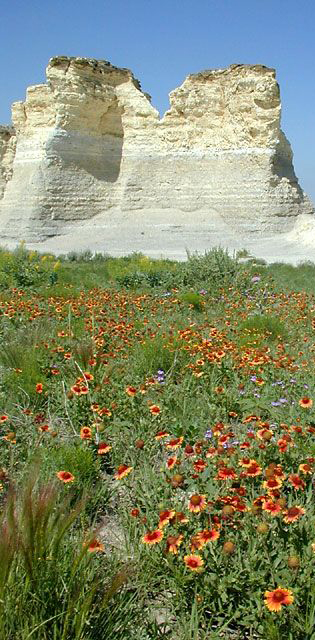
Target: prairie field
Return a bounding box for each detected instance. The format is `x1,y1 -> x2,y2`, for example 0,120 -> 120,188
1,244 -> 315,639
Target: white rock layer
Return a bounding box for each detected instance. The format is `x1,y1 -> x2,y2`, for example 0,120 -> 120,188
0,57 -> 313,243
0,126 -> 16,199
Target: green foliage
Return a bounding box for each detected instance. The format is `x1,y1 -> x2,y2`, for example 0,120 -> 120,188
42,443 -> 111,521
0,242 -> 59,289
0,461 -> 128,640
128,333 -> 189,379
265,261 -> 315,294
180,247 -> 239,288
44,443 -> 99,486
1,246 -> 315,638
0,321 -> 52,402
180,292 -> 204,311
238,314 -> 288,346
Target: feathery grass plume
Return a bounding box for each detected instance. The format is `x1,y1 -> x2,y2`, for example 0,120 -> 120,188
0,459 -> 129,639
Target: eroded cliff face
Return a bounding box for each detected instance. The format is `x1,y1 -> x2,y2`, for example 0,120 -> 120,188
0,126 -> 16,199
0,57 -> 313,241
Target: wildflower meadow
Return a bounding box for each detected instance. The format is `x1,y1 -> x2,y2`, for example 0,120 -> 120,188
1,244 -> 315,639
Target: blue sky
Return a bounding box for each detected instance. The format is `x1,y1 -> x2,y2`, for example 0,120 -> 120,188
0,0 -> 314,202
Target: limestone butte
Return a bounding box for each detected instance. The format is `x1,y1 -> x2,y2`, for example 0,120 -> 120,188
0,57 -> 313,243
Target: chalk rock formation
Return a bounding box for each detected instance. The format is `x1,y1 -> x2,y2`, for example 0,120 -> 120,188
0,126 -> 15,199
0,57 -> 313,242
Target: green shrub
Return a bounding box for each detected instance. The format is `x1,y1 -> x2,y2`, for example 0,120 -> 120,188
0,243 -> 59,290
180,292 -> 204,311
181,247 -> 239,288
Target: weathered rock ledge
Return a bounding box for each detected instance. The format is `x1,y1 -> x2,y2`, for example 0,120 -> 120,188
0,57 -> 313,245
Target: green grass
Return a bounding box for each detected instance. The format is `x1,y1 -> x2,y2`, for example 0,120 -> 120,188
266,261 -> 315,294
1,246 -> 315,638
238,314 -> 288,347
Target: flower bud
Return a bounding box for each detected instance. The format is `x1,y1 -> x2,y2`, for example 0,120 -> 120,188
223,541 -> 235,555
256,523 -> 269,534
251,505 -> 261,515
222,505 -> 234,517
287,555 -> 300,569
171,474 -> 184,488
261,430 -> 273,441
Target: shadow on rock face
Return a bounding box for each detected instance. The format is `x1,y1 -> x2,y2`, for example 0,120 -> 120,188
46,102 -> 124,184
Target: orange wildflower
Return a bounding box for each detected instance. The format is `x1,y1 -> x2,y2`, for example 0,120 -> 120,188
264,587 -> 294,612
38,424 -> 50,432
184,444 -> 195,456
283,505 -> 305,523
142,529 -> 164,545
262,500 -> 282,516
170,511 -> 189,524
196,529 -> 220,546
79,385 -> 89,395
299,397 -> 313,409
193,459 -> 207,472
125,386 -> 137,397
217,467 -> 237,481
243,415 -> 260,423
56,471 -> 75,483
188,494 -> 207,513
158,509 -> 176,529
299,463 -> 312,474
114,464 -> 133,479
85,538 -> 104,553
166,534 -> 183,554
165,436 -> 184,450
80,426 -> 92,440
206,447 -> 217,458
3,432 -> 16,443
288,474 -> 305,490
97,442 -> 112,455
184,554 -> 204,572
155,430 -> 169,440
35,383 -> 43,393
257,429 -> 273,441
166,456 -> 177,469
245,462 -> 262,477
149,405 -> 161,415
190,534 -> 204,551
277,438 -> 288,453
273,465 -> 285,480
262,477 -> 283,491
83,372 -> 94,381
98,407 -> 112,417
239,457 -> 252,468
70,384 -> 82,395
